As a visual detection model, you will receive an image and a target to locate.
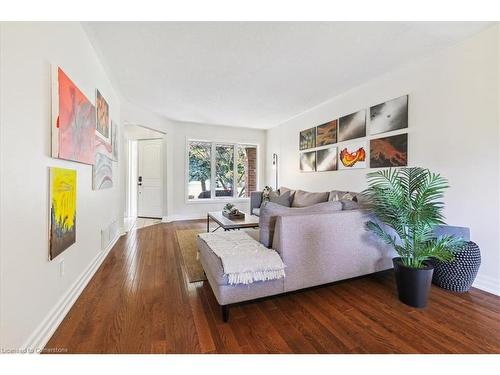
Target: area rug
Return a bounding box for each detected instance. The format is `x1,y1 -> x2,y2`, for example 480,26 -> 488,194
175,229 -> 207,283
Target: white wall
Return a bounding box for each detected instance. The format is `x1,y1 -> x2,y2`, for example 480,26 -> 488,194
121,100 -> 267,222
266,25 -> 500,295
0,23 -> 122,349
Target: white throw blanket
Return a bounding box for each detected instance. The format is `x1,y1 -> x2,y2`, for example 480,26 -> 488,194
198,231 -> 285,285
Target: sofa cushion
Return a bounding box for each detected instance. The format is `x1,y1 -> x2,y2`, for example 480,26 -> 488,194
291,190 -> 329,208
259,201 -> 342,247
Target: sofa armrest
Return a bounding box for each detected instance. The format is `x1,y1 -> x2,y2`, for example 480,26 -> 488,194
272,210 -> 397,292
250,191 -> 263,215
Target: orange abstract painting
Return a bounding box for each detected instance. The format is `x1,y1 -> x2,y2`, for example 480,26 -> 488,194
53,67 -> 96,165
96,89 -> 110,139
370,133 -> 408,168
339,141 -> 367,169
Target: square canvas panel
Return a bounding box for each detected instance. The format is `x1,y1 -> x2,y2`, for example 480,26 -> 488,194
300,151 -> 316,172
111,121 -> 119,161
49,167 -> 77,260
316,120 -> 337,146
96,89 -> 110,140
370,95 -> 408,135
316,147 -> 337,172
338,109 -> 366,142
370,133 -> 408,168
93,152 -> 113,190
299,127 -> 316,150
338,141 -> 367,169
52,67 -> 96,165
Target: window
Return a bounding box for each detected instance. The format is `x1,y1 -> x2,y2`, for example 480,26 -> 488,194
187,141 -> 211,199
187,141 -> 257,200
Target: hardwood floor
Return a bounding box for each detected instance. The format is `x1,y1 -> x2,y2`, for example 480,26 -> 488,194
44,220 -> 500,354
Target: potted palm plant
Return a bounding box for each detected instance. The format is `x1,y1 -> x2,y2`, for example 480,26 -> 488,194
364,167 -> 464,308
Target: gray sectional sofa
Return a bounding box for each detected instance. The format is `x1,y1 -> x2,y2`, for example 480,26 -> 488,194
198,187 -> 397,321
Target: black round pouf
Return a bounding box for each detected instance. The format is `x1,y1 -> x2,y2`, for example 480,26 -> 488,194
432,241 -> 481,292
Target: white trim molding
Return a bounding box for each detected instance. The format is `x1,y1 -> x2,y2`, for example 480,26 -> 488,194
473,274 -> 500,296
20,234 -> 120,353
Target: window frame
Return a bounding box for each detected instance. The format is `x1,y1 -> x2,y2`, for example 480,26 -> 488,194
185,138 -> 259,204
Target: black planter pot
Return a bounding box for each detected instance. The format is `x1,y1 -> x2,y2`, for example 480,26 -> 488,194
393,257 -> 434,308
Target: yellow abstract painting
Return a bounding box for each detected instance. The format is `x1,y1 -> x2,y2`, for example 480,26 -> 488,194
49,167 -> 77,260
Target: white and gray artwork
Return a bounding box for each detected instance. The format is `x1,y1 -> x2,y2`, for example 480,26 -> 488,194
370,95 -> 408,135
300,151 -> 316,172
316,147 -> 337,172
338,109 -> 366,142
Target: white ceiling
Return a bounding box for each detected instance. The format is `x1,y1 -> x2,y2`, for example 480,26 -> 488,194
83,22 -> 493,129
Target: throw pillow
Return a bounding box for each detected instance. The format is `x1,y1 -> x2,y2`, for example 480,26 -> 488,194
291,190 -> 329,208
268,190 -> 292,207
279,186 -> 296,199
259,201 -> 342,247
340,199 -> 360,210
261,186 -> 273,205
328,190 -> 358,202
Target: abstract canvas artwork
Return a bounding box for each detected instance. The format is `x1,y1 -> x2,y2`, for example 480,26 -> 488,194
370,133 -> 408,168
300,151 -> 316,172
111,121 -> 119,161
316,120 -> 337,146
93,152 -> 113,190
95,134 -> 112,159
338,110 -> 366,142
370,95 -> 408,135
299,127 -> 316,150
96,89 -> 110,140
316,147 -> 337,172
339,141 -> 367,169
49,167 -> 77,260
52,67 -> 96,165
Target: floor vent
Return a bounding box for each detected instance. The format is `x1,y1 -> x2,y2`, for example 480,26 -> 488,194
101,220 -> 119,252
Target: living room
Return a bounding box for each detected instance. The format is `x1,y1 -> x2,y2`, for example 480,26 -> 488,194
1,1 -> 499,373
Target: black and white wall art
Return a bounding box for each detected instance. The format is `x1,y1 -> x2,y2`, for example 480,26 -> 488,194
316,147 -> 337,172
300,151 -> 316,172
338,110 -> 366,142
370,95 -> 408,135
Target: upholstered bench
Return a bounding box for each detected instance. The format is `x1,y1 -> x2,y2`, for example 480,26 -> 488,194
197,232 -> 285,322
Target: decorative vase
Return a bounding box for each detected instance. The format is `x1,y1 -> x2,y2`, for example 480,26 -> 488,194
393,257 -> 434,308
432,241 -> 481,292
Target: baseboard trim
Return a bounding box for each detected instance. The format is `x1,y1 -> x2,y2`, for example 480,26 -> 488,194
473,274 -> 500,296
162,214 -> 205,222
21,234 -> 120,353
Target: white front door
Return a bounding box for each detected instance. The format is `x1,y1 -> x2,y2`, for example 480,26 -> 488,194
137,139 -> 163,218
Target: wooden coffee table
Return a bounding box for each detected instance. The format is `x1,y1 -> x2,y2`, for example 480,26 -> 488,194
207,211 -> 259,232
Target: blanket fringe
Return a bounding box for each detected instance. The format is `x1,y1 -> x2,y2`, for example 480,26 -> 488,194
227,269 -> 285,285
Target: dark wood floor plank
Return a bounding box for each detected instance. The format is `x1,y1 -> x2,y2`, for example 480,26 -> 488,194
44,220 -> 500,354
